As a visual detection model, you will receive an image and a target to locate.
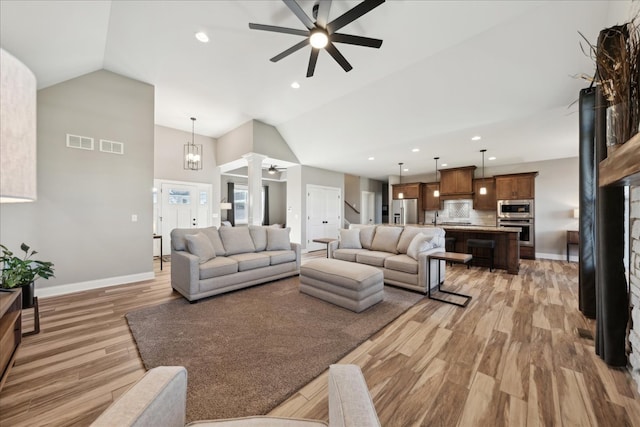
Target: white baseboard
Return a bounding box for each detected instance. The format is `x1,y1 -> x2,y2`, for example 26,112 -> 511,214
536,252 -> 579,263
35,271 -> 155,299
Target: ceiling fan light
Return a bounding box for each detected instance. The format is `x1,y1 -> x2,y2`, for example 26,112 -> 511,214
268,168 -> 276,175
310,30 -> 328,49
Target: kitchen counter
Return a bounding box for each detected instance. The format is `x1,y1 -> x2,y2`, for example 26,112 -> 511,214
439,225 -> 521,274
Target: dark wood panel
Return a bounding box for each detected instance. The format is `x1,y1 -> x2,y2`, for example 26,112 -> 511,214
473,178 -> 496,210
599,133 -> 640,186
443,228 -> 520,274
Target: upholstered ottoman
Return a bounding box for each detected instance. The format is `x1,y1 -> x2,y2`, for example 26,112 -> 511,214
300,258 -> 383,312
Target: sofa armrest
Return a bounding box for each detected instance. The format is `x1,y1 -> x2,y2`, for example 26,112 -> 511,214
171,250 -> 200,299
328,240 -> 339,258
91,366 -> 187,427
328,364 -> 380,427
291,242 -> 302,270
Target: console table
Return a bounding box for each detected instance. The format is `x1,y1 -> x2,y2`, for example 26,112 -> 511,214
427,252 -> 473,307
567,230 -> 579,262
0,289 -> 22,392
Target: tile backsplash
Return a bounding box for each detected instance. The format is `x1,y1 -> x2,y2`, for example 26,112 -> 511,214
424,199 -> 496,226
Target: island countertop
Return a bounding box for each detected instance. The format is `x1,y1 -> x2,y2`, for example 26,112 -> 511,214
438,225 -> 521,233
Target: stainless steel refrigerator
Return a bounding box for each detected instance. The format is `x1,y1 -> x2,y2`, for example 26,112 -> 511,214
391,199 -> 419,225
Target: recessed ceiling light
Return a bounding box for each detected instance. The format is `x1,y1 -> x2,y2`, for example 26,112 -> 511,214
368,156 -> 375,160
195,32 -> 209,43
441,163 -> 448,167
291,81 -> 300,89
471,135 -> 481,141
488,156 -> 496,160
412,148 -> 420,152
403,168 -> 409,172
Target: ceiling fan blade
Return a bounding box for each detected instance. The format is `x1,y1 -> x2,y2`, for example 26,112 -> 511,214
270,39 -> 309,62
306,48 -> 320,78
325,42 -> 353,72
331,33 -> 382,48
326,0 -> 385,34
315,0 -> 332,28
282,0 -> 315,30
249,23 -> 309,37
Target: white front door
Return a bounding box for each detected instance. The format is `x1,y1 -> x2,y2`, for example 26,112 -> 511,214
160,183 -> 199,254
306,185 -> 341,251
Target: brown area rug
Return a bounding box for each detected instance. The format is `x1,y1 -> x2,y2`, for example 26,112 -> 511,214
126,276 -> 423,422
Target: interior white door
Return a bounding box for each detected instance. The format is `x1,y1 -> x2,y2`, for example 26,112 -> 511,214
160,183 -> 199,254
306,185 -> 341,251
361,191 -> 375,224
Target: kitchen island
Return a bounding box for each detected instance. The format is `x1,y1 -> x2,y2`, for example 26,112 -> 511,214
439,225 -> 521,274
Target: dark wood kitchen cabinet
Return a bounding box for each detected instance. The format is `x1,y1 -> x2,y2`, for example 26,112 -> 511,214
439,166 -> 476,197
473,178 -> 496,210
392,183 -> 421,200
421,182 -> 440,211
494,172 -> 538,200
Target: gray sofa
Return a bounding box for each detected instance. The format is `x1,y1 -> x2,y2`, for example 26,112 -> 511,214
90,364 -> 380,426
171,225 -> 300,302
328,225 -> 446,294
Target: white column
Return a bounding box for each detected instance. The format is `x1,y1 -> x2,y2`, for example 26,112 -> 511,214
242,153 -> 268,226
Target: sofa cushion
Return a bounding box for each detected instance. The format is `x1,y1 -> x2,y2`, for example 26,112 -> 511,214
384,254 -> 418,274
263,250 -> 296,265
228,253 -> 271,272
358,225 -> 376,249
199,257 -> 238,280
355,251 -> 393,267
396,226 -> 424,254
370,226 -> 403,254
339,228 -> 362,249
407,233 -> 437,260
249,225 -> 268,251
184,232 -> 216,264
333,248 -> 368,262
219,227 -> 256,255
201,227 -> 226,256
266,227 -> 291,251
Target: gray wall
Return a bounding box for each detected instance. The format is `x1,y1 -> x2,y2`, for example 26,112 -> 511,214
154,124 -> 217,185
0,70 -> 155,292
344,174 -> 360,224
216,120 -> 253,165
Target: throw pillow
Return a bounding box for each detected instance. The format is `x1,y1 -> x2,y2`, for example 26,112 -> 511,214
249,225 -> 268,251
184,232 -> 216,264
357,225 -> 376,249
339,228 -> 362,249
396,226 -> 423,254
266,227 -> 291,251
370,226 -> 403,254
407,233 -> 436,260
201,227 -> 226,256
219,226 -> 256,255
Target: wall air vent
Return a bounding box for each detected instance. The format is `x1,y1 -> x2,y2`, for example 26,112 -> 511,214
100,139 -> 124,155
66,134 -> 94,150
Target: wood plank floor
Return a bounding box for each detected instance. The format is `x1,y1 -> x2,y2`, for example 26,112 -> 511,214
1,254 -> 639,426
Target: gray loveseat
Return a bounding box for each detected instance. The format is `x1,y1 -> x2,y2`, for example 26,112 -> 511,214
171,225 -> 300,302
328,224 -> 446,294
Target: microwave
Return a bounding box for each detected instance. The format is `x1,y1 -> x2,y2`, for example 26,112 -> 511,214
497,199 -> 534,218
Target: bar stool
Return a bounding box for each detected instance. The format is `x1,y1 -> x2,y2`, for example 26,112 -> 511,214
467,238 -> 496,272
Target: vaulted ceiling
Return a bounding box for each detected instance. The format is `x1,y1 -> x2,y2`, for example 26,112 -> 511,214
1,1 -> 633,180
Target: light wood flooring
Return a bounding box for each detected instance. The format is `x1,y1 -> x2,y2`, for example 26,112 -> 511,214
1,254 -> 639,426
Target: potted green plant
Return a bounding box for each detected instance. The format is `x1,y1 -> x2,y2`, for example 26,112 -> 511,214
0,243 -> 54,308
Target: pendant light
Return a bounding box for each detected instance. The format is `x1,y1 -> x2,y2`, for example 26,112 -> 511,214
184,117 -> 203,170
433,157 -> 440,197
479,149 -> 487,195
397,162 -> 404,199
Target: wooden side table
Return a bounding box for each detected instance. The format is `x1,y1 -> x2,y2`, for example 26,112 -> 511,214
427,252 -> 473,307
567,230 -> 579,262
312,238 -> 337,258
153,234 -> 163,270
0,288 -> 21,392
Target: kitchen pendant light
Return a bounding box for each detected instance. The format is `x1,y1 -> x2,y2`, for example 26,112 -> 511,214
184,117 -> 202,170
398,162 -> 404,199
433,157 -> 440,197
479,149 -> 487,195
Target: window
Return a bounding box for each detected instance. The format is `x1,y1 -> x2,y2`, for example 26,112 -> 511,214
233,185 -> 266,225
200,191 -> 208,206
168,189 -> 191,205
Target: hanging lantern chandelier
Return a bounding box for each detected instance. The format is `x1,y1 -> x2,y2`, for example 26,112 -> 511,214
184,117 -> 202,170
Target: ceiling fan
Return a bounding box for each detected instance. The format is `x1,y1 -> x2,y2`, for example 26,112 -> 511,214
249,0 -> 385,77
267,165 -> 286,174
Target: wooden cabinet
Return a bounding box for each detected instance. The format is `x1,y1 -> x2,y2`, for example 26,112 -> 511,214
0,289 -> 21,392
392,183 -> 421,200
495,172 -> 538,200
422,182 -> 440,211
439,166 -> 476,197
473,178 -> 496,210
